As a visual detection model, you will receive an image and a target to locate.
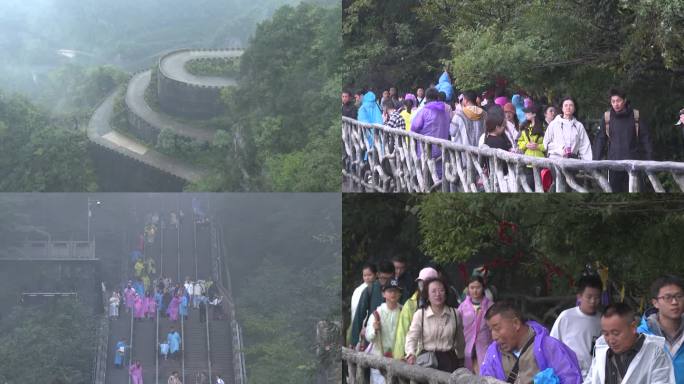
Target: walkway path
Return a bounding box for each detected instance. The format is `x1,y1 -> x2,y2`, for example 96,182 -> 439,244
88,49 -> 244,187
87,90 -> 206,183
126,70 -> 216,142
159,49 -> 242,87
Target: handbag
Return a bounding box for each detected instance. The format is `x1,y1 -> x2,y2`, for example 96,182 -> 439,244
416,308 -> 439,368
416,350 -> 438,368
416,307 -> 459,369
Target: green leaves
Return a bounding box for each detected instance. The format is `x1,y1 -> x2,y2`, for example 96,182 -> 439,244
0,299 -> 96,383
0,92 -> 97,191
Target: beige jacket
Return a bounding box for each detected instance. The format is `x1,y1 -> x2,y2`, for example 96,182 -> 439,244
405,305 -> 465,358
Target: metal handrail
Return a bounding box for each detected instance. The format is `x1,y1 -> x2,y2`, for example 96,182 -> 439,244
155,304 -> 160,384
213,220 -> 247,384
128,309 -> 134,384
181,301 -> 186,383
205,303 -> 212,383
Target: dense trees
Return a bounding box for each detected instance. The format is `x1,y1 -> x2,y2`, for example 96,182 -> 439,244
343,194 -> 684,313
0,299 -> 97,383
0,92 -> 98,191
216,193 -> 341,383
209,2 -> 341,191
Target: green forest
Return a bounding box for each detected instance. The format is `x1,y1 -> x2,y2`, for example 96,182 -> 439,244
343,0 -> 684,160
0,0 -> 339,192
343,194 -> 684,324
0,299 -> 97,383
217,194 -> 341,383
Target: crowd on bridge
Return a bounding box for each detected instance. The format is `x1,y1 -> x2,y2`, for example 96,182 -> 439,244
107,206 -> 226,384
342,73 -> 684,192
347,257 -> 683,384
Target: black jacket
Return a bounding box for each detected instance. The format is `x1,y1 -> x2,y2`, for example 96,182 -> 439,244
593,106 -> 653,160
342,102 -> 357,119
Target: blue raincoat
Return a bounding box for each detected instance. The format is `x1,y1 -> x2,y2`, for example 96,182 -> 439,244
357,92 -> 383,160
167,331 -> 181,354
638,308 -> 684,383
436,71 -> 454,102
179,295 -> 188,317
512,94 -> 526,124
114,340 -> 126,366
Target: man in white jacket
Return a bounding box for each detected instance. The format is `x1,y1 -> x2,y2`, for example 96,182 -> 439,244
584,302 -> 675,384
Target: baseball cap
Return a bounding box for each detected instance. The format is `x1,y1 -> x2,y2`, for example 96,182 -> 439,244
416,267 -> 438,281
382,278 -> 403,291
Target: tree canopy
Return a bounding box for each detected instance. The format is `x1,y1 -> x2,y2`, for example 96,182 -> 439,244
213,2 -> 341,192
0,298 -> 97,383
343,194 -> 684,310
0,92 -> 98,191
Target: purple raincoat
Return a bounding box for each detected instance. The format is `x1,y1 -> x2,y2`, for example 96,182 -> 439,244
411,101 -> 451,178
457,296 -> 493,372
480,321 -> 582,384
167,296 -> 180,321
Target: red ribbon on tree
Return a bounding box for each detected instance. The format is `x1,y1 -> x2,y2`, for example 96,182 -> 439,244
497,221 -> 518,245
457,263 -> 468,283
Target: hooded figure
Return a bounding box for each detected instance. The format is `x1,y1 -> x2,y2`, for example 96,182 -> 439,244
480,321 -> 582,384
411,98 -> 451,179
114,340 -> 127,367
357,91 -> 384,160
124,285 -> 136,311
145,294 -> 156,318
436,71 -> 454,102
179,294 -> 189,319
133,295 -> 145,319
167,330 -> 181,355
458,295 -> 493,373
167,295 -> 180,321
451,105 -> 486,148
637,308 -> 684,383
129,361 -> 143,384
512,94 -> 526,125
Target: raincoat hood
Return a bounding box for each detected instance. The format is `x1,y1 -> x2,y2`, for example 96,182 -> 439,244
424,101 -> 446,112
463,105 -> 485,121
436,71 -> 454,101
480,320 -> 582,384
362,91 -> 377,105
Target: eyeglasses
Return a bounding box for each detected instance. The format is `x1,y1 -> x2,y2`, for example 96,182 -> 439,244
656,293 -> 684,303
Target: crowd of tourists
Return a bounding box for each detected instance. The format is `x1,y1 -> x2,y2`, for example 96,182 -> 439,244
347,257 -> 682,383
342,73 -> 684,192
109,209 -> 225,384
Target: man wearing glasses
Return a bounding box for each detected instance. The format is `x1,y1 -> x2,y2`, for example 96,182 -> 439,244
638,275 -> 684,383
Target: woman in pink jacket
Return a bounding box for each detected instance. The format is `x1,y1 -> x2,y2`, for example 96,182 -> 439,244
457,276 -> 493,374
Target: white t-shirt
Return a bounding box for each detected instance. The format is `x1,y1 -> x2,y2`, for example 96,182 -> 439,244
350,282 -> 368,322
550,306 -> 601,379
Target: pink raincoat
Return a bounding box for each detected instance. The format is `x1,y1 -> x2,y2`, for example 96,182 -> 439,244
133,296 -> 145,319
124,287 -> 136,310
129,363 -> 143,384
457,296 -> 493,372
145,296 -> 157,318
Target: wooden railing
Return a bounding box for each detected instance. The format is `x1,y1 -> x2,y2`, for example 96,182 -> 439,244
342,348 -> 505,384
342,117 -> 684,193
